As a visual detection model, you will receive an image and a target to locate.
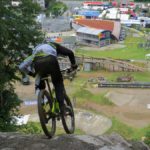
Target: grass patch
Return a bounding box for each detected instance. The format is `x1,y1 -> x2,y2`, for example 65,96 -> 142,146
73,70 -> 150,85
73,88 -> 113,106
75,36 -> 150,60
17,122 -> 85,135
105,71 -> 150,82
107,117 -> 150,141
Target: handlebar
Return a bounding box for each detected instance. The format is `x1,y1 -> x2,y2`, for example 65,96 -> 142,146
61,67 -> 77,81
41,67 -> 78,81
61,67 -> 73,73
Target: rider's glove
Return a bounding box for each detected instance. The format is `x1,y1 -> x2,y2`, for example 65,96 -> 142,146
71,64 -> 78,71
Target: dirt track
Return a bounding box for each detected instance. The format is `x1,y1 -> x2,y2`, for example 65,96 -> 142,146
84,87 -> 150,128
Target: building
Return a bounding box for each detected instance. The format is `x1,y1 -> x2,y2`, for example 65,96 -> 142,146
82,1 -> 103,10
33,0 -> 45,8
99,7 -> 136,21
78,10 -> 100,19
111,0 -> 136,9
73,19 -> 121,40
76,27 -> 111,47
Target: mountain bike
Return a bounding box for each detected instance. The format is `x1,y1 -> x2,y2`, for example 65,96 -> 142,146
37,67 -> 76,138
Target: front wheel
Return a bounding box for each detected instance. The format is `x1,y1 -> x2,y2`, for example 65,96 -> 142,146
38,90 -> 56,138
61,94 -> 75,134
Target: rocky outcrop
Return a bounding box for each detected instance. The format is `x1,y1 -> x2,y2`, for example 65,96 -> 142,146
0,132 -> 149,150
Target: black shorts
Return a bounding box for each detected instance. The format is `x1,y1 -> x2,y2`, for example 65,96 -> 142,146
33,55 -> 63,84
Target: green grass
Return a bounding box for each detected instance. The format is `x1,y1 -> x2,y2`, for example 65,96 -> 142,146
74,70 -> 150,85
107,117 -> 150,141
18,122 -> 85,135
75,36 -> 150,60
73,88 -> 114,106
104,71 -> 150,82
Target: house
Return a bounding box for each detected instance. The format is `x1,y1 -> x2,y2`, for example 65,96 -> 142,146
76,27 -> 111,47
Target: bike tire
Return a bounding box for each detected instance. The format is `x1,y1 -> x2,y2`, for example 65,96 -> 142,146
61,94 -> 75,134
38,90 -> 56,138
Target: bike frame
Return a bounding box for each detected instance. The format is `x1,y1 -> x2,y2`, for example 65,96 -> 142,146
44,77 -> 60,114
41,67 -> 76,114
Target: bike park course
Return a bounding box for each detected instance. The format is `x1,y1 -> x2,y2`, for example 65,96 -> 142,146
15,79 -> 112,136
15,72 -> 150,136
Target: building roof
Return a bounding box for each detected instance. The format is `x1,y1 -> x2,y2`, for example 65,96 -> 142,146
83,1 -> 103,5
78,10 -> 100,17
73,19 -> 121,40
77,27 -> 107,35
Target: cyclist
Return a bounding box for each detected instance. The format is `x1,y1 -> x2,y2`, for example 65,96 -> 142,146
19,42 -> 78,112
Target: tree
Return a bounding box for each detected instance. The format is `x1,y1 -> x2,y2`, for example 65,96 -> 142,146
45,0 -> 56,8
51,2 -> 68,17
45,1 -> 68,17
0,0 -> 44,130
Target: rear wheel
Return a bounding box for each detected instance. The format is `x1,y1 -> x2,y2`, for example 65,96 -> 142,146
38,90 -> 56,138
61,94 -> 75,134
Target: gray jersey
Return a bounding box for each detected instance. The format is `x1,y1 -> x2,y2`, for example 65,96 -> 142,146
32,44 -> 57,57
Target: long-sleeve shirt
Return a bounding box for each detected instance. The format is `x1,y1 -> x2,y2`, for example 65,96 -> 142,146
52,42 -> 76,65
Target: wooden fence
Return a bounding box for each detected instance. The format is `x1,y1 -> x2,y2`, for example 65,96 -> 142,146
59,56 -> 145,72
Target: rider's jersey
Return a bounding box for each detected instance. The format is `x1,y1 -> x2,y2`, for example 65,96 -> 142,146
19,42 -> 76,74
33,43 -> 57,57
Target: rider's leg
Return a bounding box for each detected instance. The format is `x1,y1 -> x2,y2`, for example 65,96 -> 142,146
35,74 -> 46,89
35,74 -> 46,95
34,55 -> 66,111
49,57 -> 66,112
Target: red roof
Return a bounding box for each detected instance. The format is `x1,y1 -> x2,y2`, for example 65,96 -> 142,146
83,1 -> 103,5
74,19 -> 114,31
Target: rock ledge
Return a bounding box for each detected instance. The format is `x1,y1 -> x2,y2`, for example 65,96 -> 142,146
0,132 -> 149,150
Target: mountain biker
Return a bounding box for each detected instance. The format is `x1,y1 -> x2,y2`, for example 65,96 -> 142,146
19,42 -> 78,112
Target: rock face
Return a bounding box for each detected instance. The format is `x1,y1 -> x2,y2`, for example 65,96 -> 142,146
0,132 -> 149,150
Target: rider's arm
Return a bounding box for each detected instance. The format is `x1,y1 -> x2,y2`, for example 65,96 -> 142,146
19,55 -> 35,76
52,42 -> 76,65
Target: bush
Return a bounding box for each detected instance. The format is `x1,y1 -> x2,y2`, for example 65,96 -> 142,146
0,89 -> 22,131
144,130 -> 150,146
18,122 -> 43,134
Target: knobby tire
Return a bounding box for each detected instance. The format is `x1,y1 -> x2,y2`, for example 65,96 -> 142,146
61,94 -> 75,134
38,90 -> 56,138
